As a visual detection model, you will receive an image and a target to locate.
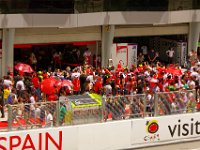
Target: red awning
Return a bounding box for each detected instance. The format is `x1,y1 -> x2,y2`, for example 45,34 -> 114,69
14,44 -> 32,48
0,41 -> 97,49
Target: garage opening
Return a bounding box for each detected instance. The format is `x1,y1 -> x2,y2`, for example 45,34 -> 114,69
14,41 -> 101,72
113,34 -> 187,66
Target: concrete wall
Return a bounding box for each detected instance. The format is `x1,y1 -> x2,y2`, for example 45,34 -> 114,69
115,24 -> 189,37
15,26 -> 101,44
0,10 -> 199,28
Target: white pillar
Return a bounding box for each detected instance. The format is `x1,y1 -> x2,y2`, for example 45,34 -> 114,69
2,28 -> 15,77
101,25 -> 115,67
188,22 -> 200,53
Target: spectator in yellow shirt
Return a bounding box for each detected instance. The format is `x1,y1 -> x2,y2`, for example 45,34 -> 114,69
4,85 -> 10,102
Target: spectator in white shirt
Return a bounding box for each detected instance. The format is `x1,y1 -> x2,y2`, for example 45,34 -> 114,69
3,76 -> 12,91
166,47 -> 175,64
30,93 -> 36,118
16,77 -> 26,91
188,78 -> 196,90
46,109 -> 53,127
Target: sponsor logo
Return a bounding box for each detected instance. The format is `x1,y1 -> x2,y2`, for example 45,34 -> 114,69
168,118 -> 200,137
144,120 -> 160,142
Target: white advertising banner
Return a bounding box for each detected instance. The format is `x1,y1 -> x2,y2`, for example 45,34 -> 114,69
131,113 -> 200,145
176,42 -> 187,66
1,113 -> 200,150
0,121 -> 131,150
128,44 -> 137,68
180,42 -> 187,66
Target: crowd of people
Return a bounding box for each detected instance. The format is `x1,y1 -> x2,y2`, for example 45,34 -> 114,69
0,48 -> 200,126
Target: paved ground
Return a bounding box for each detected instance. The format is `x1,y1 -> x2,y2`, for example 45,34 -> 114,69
134,140 -> 200,150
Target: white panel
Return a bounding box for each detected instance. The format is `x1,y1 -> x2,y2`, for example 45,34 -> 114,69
15,27 -> 101,44
170,10 -> 193,23
115,25 -> 189,37
108,11 -> 169,25
78,12 -> 107,27
0,10 -> 199,28
78,121 -> 131,150
0,14 -> 33,28
32,14 -> 77,28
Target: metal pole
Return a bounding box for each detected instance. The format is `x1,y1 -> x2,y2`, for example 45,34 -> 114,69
143,94 -> 146,118
194,89 -> 197,112
96,41 -> 98,68
8,105 -> 12,131
56,101 -> 60,127
154,93 -> 158,117
102,95 -> 106,122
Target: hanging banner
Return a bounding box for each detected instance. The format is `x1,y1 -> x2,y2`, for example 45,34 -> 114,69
116,43 -> 128,66
177,42 -> 187,66
128,44 -> 137,68
180,42 -> 187,66
111,43 -> 138,69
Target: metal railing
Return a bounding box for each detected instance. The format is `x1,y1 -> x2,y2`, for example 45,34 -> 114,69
0,89 -> 198,132
104,94 -> 146,121
7,101 -> 60,131
155,90 -> 197,116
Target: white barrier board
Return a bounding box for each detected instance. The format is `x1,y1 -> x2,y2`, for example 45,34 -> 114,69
131,113 -> 200,145
1,113 -> 200,150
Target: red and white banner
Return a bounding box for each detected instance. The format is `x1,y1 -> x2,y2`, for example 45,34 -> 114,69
116,44 -> 128,66
112,43 -> 137,69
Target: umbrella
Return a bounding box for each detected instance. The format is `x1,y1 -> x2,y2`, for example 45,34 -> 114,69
41,78 -> 58,95
14,63 -> 34,73
56,80 -> 74,93
61,80 -> 73,87
166,67 -> 182,76
56,80 -> 73,89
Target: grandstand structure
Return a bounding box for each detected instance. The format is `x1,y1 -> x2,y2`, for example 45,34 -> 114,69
0,1 -> 200,149
0,0 -> 199,75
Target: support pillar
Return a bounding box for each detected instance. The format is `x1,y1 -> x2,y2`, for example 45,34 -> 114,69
101,25 -> 115,67
188,22 -> 200,54
2,28 -> 15,77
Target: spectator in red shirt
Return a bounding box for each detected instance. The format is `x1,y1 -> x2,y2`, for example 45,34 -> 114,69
31,73 -> 41,102
72,76 -> 80,95
31,73 -> 40,89
94,79 -> 102,94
